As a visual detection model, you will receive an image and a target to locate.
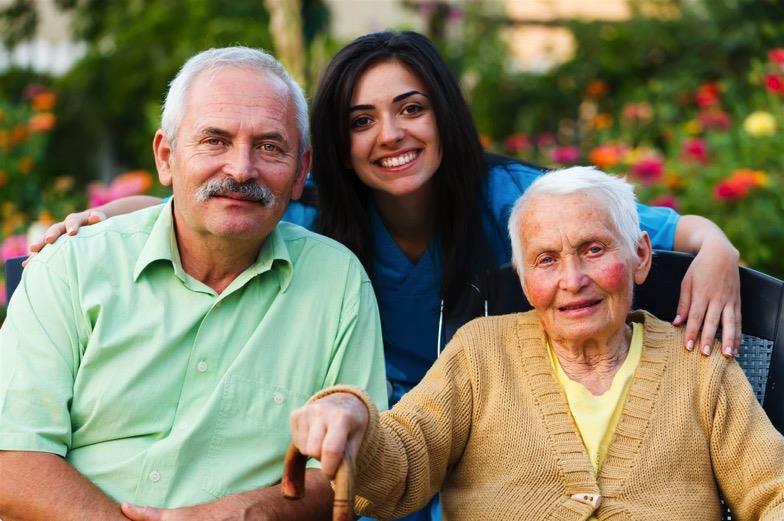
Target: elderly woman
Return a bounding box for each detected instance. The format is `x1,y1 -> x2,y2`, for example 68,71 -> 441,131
290,166 -> 784,520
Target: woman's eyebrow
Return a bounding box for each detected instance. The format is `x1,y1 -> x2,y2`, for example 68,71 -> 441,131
349,90 -> 428,112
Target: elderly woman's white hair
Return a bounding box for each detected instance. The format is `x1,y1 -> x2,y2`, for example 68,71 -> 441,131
160,46 -> 310,162
508,166 -> 643,273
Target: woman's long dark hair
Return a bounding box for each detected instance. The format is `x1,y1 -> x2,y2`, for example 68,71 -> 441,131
310,31 -> 489,310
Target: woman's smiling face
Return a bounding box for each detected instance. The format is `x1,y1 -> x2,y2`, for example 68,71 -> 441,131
347,60 -> 442,199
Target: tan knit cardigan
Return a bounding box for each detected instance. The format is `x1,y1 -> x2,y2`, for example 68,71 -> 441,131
320,311 -> 784,520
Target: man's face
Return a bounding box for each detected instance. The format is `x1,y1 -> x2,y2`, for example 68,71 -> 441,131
154,67 -> 310,245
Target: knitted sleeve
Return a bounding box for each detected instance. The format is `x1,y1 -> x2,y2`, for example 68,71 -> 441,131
709,359 -> 784,520
351,340 -> 475,520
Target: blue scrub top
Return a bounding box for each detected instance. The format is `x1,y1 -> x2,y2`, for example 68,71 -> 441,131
285,159 -> 680,403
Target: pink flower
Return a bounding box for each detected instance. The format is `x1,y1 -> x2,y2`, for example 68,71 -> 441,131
765,74 -> 784,95
549,145 -> 580,164
649,195 -> 678,210
698,109 -> 731,131
535,132 -> 556,147
1,234 -> 28,261
503,133 -> 531,153
769,48 -> 784,65
622,102 -> 654,122
631,156 -> 664,184
88,171 -> 153,207
682,138 -> 710,164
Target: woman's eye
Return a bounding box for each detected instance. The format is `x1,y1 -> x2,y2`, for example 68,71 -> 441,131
586,244 -> 604,255
402,104 -> 423,115
350,116 -> 372,129
537,255 -> 554,266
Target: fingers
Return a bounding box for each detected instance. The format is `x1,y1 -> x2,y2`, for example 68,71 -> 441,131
24,211 -> 108,265
290,393 -> 369,480
121,503 -> 162,521
673,273 -> 691,330
698,301 -> 722,356
717,304 -> 740,358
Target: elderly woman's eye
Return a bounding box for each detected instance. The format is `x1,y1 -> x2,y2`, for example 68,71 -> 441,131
586,244 -> 604,255
537,255 -> 555,266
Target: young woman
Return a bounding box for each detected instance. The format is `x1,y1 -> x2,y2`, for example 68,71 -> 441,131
29,31 -> 741,521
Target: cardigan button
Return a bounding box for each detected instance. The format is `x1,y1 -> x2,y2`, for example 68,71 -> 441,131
571,493 -> 602,508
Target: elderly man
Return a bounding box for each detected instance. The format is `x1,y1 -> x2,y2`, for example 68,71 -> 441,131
0,47 -> 386,520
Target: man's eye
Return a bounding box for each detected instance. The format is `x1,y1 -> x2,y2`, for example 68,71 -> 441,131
261,143 -> 278,152
205,138 -> 224,146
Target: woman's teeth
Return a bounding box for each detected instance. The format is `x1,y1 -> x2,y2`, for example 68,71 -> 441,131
379,151 -> 417,168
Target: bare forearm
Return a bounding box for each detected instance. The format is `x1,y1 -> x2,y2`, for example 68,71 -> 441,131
673,214 -> 738,258
0,451 -> 128,521
95,195 -> 163,218
224,470 -> 332,521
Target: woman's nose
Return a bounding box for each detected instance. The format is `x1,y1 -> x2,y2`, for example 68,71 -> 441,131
377,116 -> 405,146
560,257 -> 589,292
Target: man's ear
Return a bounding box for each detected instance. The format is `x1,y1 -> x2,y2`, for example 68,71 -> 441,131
633,231 -> 653,285
290,147 -> 312,201
153,130 -> 173,187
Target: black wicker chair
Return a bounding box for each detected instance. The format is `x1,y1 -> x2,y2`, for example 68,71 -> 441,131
3,255 -> 25,304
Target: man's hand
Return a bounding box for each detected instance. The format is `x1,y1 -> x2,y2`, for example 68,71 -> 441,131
289,392 -> 369,480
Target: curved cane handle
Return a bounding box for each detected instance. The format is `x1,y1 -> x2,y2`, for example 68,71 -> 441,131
281,443 -> 355,521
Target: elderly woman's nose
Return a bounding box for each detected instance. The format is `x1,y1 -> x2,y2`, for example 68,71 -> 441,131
559,257 -> 589,291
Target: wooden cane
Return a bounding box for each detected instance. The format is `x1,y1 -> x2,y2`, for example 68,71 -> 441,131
281,443 -> 355,521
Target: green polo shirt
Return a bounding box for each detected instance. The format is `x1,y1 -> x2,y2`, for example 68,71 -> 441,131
0,200 -> 387,507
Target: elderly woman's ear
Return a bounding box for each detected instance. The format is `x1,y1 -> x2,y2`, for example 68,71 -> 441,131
633,232 -> 653,286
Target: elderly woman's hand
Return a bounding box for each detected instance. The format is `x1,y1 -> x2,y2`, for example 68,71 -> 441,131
673,216 -> 741,358
290,392 -> 369,480
23,209 -> 107,266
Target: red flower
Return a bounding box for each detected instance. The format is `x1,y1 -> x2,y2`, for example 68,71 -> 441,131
769,48 -> 784,65
682,138 -> 709,164
713,169 -> 768,200
649,195 -> 678,210
631,156 -> 664,184
550,145 -> 580,164
503,133 -> 531,153
765,74 -> 784,95
535,132 -> 556,148
695,83 -> 720,108
698,108 -> 731,131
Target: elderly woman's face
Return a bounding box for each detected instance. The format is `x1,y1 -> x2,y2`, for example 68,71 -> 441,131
518,193 -> 651,345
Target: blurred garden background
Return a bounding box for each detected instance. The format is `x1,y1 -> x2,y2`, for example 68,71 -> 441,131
0,0 -> 783,322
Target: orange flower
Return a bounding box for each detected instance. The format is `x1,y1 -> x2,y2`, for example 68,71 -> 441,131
28,112 -> 56,132
586,80 -> 609,98
589,144 -> 622,169
0,170 -> 7,188
31,91 -> 56,111
591,113 -> 614,130
18,156 -> 34,174
0,130 -> 9,150
12,124 -> 28,144
38,209 -> 55,225
53,175 -> 75,193
479,134 -> 493,150
664,171 -> 684,190
714,169 -> 768,200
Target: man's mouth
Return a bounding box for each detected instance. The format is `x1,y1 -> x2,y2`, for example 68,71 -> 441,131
376,150 -> 419,168
558,299 -> 602,312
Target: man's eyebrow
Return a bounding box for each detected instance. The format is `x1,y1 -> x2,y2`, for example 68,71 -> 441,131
199,127 -> 231,138
349,90 -> 428,112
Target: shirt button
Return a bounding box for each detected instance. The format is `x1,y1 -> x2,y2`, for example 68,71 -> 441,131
273,391 -> 285,404
196,360 -> 208,373
149,470 -> 161,483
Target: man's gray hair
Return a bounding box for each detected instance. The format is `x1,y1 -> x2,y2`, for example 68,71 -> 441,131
161,46 -> 310,160
508,166 -> 642,273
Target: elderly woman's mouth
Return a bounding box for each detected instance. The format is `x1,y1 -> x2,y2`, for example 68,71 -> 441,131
558,299 -> 602,312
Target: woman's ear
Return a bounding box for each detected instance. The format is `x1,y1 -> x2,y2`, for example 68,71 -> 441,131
633,232 -> 653,285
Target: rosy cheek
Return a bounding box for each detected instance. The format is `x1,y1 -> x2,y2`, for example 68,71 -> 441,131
598,261 -> 629,291
524,275 -> 555,308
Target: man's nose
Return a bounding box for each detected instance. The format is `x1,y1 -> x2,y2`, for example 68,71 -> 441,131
225,144 -> 258,182
377,116 -> 405,146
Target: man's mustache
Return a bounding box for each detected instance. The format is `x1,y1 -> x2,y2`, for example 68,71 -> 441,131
195,178 -> 275,206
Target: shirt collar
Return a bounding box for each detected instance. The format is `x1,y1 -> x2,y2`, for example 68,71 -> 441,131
133,199 -> 294,292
